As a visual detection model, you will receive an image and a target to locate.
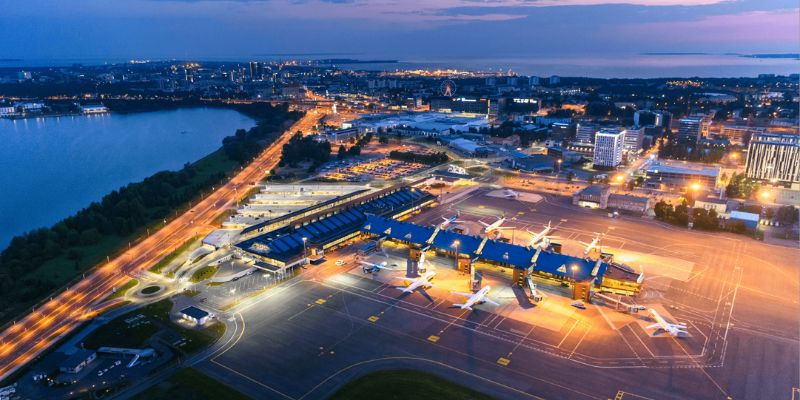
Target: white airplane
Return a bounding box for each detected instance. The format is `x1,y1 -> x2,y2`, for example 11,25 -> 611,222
646,308 -> 687,337
358,261 -> 391,274
479,216 -> 513,235
451,286 -> 499,310
527,221 -> 558,248
438,212 -> 464,230
580,233 -> 603,255
503,189 -> 519,199
395,271 -> 436,293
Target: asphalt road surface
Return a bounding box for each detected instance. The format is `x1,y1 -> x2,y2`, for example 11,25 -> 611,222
197,188 -> 799,400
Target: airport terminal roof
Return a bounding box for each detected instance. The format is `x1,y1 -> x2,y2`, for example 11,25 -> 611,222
361,216 -> 614,282
238,187 -> 434,263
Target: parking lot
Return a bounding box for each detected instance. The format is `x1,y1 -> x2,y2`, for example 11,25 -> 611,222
318,158 -> 429,182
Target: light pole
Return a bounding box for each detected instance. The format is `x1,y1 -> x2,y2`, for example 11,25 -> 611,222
302,237 -> 308,266
570,264 -> 579,298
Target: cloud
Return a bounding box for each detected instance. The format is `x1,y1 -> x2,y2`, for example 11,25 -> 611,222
621,8 -> 800,44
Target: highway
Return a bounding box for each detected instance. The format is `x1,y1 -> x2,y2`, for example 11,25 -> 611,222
0,104 -> 325,382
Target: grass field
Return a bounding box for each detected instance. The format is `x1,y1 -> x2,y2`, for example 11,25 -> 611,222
82,299 -> 225,353
330,370 -> 495,400
190,265 -> 219,283
134,368 -> 252,400
105,279 -> 139,301
141,285 -> 161,295
150,237 -> 199,274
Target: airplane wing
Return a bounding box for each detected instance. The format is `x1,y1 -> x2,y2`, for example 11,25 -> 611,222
478,221 -> 490,227
485,298 -> 500,306
451,291 -> 473,298
645,323 -> 661,330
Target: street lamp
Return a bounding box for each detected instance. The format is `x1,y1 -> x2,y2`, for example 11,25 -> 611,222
302,237 -> 308,265
451,240 -> 460,269
570,264 -> 579,283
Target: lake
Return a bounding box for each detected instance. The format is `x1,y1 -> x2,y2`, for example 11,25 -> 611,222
0,108 -> 256,248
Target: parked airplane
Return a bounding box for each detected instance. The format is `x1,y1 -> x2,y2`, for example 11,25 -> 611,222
580,233 -> 603,254
527,221 -> 558,248
479,216 -> 513,235
359,261 -> 391,274
438,212 -> 464,230
451,286 -> 499,310
395,271 -> 436,293
503,189 -> 519,199
646,308 -> 687,337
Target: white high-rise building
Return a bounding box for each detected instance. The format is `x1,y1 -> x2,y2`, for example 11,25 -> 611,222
593,128 -> 626,168
745,133 -> 800,183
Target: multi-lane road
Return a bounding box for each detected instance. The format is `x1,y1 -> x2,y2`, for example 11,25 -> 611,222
0,105 -> 324,382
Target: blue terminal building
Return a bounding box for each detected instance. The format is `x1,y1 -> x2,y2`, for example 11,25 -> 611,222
236,185 -> 435,272
236,183 -> 641,299
360,216 -> 642,300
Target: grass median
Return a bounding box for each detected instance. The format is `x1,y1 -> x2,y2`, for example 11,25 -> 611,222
330,370 -> 495,400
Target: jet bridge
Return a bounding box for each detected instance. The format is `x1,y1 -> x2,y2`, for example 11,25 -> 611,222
593,292 -> 645,313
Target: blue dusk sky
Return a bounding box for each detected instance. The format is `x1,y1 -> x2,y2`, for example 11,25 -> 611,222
0,0 -> 797,61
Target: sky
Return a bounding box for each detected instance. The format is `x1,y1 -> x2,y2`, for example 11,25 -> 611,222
0,0 -> 797,62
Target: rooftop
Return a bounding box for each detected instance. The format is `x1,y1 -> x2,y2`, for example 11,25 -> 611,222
180,306 -> 210,320
645,161 -> 720,177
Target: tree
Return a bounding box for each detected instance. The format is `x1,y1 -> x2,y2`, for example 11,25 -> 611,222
587,175 -> 595,185
566,172 -> 575,182
776,206 -> 799,226
673,203 -> 689,226
654,201 -> 673,221
337,145 -> 347,159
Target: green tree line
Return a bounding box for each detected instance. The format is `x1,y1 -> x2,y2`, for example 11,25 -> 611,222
0,102 -> 301,323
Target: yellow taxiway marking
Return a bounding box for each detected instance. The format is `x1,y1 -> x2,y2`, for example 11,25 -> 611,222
315,299 -> 327,305
517,211 -> 525,215
478,205 -> 485,208
367,315 -> 379,323
496,357 -> 510,366
427,335 -> 440,343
